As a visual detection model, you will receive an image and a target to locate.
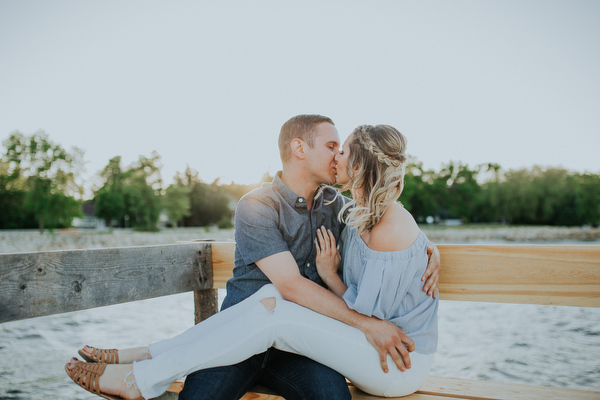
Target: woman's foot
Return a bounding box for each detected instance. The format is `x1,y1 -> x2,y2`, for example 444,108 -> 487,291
80,345 -> 151,364
65,357 -> 143,399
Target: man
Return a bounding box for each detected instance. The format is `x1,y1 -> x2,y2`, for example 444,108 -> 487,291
180,115 -> 440,400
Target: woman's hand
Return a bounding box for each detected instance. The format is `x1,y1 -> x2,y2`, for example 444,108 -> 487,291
315,226 -> 341,281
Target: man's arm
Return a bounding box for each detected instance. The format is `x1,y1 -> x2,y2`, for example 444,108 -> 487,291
422,240 -> 441,298
256,251 -> 414,373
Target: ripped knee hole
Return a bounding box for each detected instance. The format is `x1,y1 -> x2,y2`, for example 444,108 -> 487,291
260,297 -> 276,312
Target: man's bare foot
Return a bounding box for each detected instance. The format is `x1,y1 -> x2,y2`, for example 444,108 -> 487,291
81,345 -> 151,364
65,357 -> 143,399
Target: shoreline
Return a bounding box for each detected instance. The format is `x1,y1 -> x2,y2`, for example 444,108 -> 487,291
1,225 -> 599,254
421,225 -> 600,243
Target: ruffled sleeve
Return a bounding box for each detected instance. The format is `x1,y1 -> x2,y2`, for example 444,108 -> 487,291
343,257 -> 387,319
340,229 -> 429,322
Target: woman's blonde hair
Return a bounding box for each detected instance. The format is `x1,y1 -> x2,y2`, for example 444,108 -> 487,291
339,124 -> 407,234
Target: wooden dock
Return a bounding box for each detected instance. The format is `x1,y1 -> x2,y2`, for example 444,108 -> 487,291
1,241 -> 599,399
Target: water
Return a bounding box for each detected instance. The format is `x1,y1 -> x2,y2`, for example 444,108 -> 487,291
0,293 -> 196,400
1,292 -> 599,399
1,233 -> 599,398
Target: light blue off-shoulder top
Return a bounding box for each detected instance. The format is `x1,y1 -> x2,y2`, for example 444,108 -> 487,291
340,226 -> 438,354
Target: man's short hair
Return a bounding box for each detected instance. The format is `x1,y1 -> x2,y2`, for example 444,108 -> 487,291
279,114 -> 334,163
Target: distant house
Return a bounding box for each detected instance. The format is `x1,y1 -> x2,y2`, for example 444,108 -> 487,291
72,203 -> 106,229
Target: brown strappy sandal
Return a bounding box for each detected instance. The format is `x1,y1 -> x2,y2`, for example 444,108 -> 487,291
79,347 -> 119,364
64,360 -> 144,400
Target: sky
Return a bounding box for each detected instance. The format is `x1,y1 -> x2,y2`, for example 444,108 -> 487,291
1,0 -> 599,196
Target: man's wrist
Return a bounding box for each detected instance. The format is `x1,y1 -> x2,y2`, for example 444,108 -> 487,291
353,313 -> 375,334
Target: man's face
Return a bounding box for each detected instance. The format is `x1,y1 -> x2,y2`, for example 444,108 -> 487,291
334,133 -> 354,186
304,123 -> 340,185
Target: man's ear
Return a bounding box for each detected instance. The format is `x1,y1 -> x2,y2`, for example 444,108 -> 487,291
290,138 -> 306,160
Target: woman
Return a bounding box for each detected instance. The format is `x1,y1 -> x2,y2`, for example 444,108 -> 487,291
65,124 -> 438,399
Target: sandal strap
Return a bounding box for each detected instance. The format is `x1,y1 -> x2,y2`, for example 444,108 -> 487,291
70,361 -> 107,395
91,347 -> 119,364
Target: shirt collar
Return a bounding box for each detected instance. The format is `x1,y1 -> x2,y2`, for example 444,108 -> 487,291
272,171 -> 315,209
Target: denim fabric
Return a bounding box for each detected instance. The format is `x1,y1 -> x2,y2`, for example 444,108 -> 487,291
222,172 -> 348,310
178,173 -> 349,399
138,284 -> 429,399
178,352 -> 265,400
179,349 -> 351,400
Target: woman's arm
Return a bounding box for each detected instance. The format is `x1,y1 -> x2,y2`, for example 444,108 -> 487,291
315,226 -> 348,298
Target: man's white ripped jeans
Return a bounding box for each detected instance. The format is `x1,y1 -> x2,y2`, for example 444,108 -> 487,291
133,284 -> 434,399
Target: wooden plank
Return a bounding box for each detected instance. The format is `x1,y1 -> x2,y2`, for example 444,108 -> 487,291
164,378 -> 599,400
165,381 -> 286,400
350,386 -> 463,399
212,242 -> 236,289
417,376 -> 600,400
165,381 -> 462,400
240,393 -> 286,400
0,242 -> 212,323
210,243 -> 600,307
438,245 -> 600,307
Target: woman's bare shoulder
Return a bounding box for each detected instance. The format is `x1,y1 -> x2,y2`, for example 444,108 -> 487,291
369,203 -> 420,252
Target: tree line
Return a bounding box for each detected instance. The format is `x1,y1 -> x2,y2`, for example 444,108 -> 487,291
1,130 -> 599,231
400,158 -> 600,227
0,130 -> 257,231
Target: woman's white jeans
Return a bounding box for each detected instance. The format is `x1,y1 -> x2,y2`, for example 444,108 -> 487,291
133,284 -> 434,399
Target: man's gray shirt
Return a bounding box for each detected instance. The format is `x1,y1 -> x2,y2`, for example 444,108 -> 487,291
222,173 -> 348,310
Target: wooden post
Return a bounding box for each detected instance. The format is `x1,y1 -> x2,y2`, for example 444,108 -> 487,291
192,242 -> 235,323
189,241 -> 218,324
194,288 -> 219,324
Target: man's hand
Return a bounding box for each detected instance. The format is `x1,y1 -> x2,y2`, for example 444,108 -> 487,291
362,318 -> 415,373
422,240 -> 441,298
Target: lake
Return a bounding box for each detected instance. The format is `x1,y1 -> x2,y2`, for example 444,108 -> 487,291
1,228 -> 599,399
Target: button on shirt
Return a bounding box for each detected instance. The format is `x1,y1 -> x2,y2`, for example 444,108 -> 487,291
222,172 -> 348,310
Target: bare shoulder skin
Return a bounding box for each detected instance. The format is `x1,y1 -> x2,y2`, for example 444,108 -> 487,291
361,202 -> 420,252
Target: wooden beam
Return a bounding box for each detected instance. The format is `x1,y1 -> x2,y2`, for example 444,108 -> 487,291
211,242 -> 235,289
438,245 -> 600,307
415,376 -> 600,400
0,242 -> 212,323
164,375 -> 600,400
210,243 -> 600,307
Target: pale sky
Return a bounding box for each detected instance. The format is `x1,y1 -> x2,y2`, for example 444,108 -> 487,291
1,0 -> 599,195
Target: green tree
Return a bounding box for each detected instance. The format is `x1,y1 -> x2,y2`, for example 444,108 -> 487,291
123,152 -> 163,230
447,163 -> 481,223
0,158 -> 36,228
532,168 -> 580,226
163,173 -> 191,227
95,156 -> 126,226
426,161 -> 482,222
400,158 -> 439,222
498,168 -> 538,224
95,152 -> 163,230
474,163 -> 504,223
182,167 -> 232,227
575,173 -> 600,227
2,130 -> 84,231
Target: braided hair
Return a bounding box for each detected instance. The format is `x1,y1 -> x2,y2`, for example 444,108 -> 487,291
339,124 -> 407,234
